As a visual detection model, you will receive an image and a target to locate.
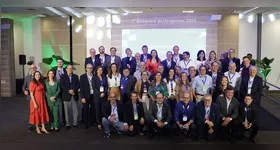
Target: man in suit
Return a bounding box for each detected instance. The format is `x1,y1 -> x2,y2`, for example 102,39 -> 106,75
120,67 -> 137,104
133,61 -> 151,80
196,94 -> 220,141
148,93 -> 172,139
96,46 -> 109,75
241,56 -> 252,77
84,48 -> 101,73
60,64 -> 80,130
140,45 -> 151,62
217,85 -> 239,142
105,47 -> 121,73
80,63 -> 95,129
22,64 -> 37,132
207,61 -> 224,88
161,51 -> 176,78
102,92 -> 129,139
149,64 -> 165,81
121,48 -> 137,75
173,93 -> 197,139
172,45 -> 184,66
126,91 -> 145,136
237,94 -> 259,143
221,48 -> 241,73
241,53 -> 256,68
135,52 -> 141,72
240,66 -> 263,107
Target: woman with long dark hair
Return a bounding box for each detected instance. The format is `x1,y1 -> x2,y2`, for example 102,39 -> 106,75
148,72 -> 168,101
164,69 -> 177,115
107,63 -> 121,100
205,50 -> 222,72
146,49 -> 161,75
175,72 -> 195,102
213,76 -> 229,102
45,70 -> 61,131
29,71 -> 50,134
194,50 -> 206,69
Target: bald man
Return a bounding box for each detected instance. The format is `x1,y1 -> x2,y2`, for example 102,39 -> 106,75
240,66 -> 263,106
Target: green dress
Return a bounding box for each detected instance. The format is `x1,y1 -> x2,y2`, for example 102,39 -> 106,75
148,80 -> 169,99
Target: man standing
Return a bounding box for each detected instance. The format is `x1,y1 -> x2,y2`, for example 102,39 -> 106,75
221,48 -> 241,73
224,62 -> 241,98
179,51 -> 196,73
22,64 -> 37,132
149,64 -> 165,81
207,61 -> 224,88
121,48 -> 137,75
140,45 -> 151,62
172,45 -> 184,66
120,67 -> 137,104
161,51 -> 176,78
241,56 -> 252,77
96,46 -> 109,75
133,61 -> 150,80
105,47 -> 121,72
135,53 -> 142,72
60,65 -> 80,130
84,48 -> 101,72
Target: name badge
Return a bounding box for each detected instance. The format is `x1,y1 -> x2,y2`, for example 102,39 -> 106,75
183,116 -> 188,121
90,89 -> 94,94
111,113 -> 116,117
100,86 -> 104,92
143,87 -> 147,93
202,86 -> 207,92
213,82 -> 216,87
134,113 -> 139,120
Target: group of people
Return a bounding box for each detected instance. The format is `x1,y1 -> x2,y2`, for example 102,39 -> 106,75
22,45 -> 262,143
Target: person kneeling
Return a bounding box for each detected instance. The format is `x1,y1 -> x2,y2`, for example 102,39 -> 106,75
148,93 -> 172,139
126,91 -> 145,136
102,92 -> 128,139
237,94 -> 259,143
173,93 -> 196,139
196,95 -> 220,141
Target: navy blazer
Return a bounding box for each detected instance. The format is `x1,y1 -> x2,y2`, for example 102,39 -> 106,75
80,73 -> 94,101
240,75 -> 263,106
92,76 -> 108,100
60,73 -> 80,101
140,53 -> 151,62
125,100 -> 145,126
174,101 -> 196,123
221,57 -> 241,73
161,59 -> 176,78
238,103 -> 258,125
84,57 -> 101,72
121,57 -> 137,75
196,101 -> 220,130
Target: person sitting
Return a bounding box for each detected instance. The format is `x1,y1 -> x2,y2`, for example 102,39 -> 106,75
148,93 -> 172,139
196,94 -> 220,141
237,94 -> 259,143
125,91 -> 145,136
173,93 -> 196,139
102,92 -> 128,139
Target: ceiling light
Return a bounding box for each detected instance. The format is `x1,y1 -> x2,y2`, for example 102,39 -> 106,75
67,19 -> 75,26
96,30 -> 104,40
239,13 -> 243,19
81,12 -> 95,16
45,7 -> 67,17
269,14 -> 275,22
104,8 -> 119,14
36,14 -> 46,17
243,7 -> 259,14
182,10 -> 194,13
112,15 -> 121,24
75,25 -> 82,33
86,16 -> 95,25
131,11 -> 143,14
247,15 -> 254,23
96,17 -> 105,27
61,7 -> 84,18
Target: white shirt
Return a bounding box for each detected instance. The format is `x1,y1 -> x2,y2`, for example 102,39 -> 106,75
111,56 -> 115,64
194,60 -> 206,70
247,76 -> 255,94
107,73 -> 121,88
224,71 -> 241,88
179,59 -> 196,73
173,55 -> 180,66
164,78 -> 176,96
226,97 -> 231,114
110,104 -> 119,122
87,74 -> 94,94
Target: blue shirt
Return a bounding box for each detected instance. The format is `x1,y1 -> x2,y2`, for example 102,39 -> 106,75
192,74 -> 213,95
174,101 -> 196,123
121,76 -> 128,94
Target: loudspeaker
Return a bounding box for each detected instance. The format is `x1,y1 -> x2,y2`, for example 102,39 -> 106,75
19,55 -> 26,65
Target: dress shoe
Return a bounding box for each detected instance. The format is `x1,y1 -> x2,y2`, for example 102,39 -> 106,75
65,126 -> 71,131
28,126 -> 32,132
249,138 -> 258,143
104,133 -> 110,139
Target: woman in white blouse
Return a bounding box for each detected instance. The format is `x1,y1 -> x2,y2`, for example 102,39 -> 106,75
107,63 -> 121,100
194,50 -> 206,69
164,68 -> 177,115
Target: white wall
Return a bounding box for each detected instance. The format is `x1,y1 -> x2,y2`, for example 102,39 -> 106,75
262,18 -> 280,90
238,15 -> 258,59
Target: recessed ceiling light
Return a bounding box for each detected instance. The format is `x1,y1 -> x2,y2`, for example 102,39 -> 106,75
36,14 -> 46,17
182,10 -> 194,13
131,11 -> 143,14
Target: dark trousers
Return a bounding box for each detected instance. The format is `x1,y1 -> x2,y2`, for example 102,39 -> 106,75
82,94 -> 95,126
94,97 -> 105,125
128,121 -> 144,137
196,122 -> 216,141
237,122 -> 259,140
148,122 -> 171,136
167,98 -> 176,117
172,122 -> 197,138
120,94 -> 129,104
219,119 -> 239,139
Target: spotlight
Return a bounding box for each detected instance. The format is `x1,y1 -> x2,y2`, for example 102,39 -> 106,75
75,25 -> 82,33
96,17 -> 105,27
247,15 -> 254,23
239,13 -> 243,19
96,30 -> 103,40
86,16 -> 95,25
269,14 -> 275,22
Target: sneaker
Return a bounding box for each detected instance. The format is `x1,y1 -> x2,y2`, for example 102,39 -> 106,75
104,133 -> 110,139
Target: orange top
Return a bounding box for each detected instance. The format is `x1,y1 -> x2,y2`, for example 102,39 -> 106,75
146,58 -> 161,75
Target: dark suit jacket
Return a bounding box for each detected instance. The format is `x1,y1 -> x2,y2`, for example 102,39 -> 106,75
121,57 -> 137,75
60,73 -> 80,101
103,100 -> 126,122
172,54 -> 184,62
84,57 -> 101,72
217,96 -> 239,120
238,103 -> 258,125
140,53 -> 152,62
149,101 -> 172,123
80,73 -> 94,101
221,57 -> 241,73
207,71 -> 224,87
121,75 -> 137,102
196,101 -> 220,130
92,76 -> 108,100
125,100 -> 145,126
105,55 -> 122,72
240,75 -> 263,106
161,59 -> 176,78
52,67 -> 67,75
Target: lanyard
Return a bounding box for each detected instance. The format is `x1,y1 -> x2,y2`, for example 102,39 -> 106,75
170,79 -> 173,89
206,109 -> 210,116
185,84 -> 189,91
157,106 -> 163,116
184,60 -> 190,68
248,78 -> 254,87
156,83 -> 159,90
113,106 -> 117,114
133,104 -> 137,112
200,75 -> 207,85
183,104 -> 189,115
228,72 -> 236,82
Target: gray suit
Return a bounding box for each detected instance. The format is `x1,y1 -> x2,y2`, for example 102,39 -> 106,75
22,74 -> 33,100
105,55 -> 122,72
217,96 -> 239,120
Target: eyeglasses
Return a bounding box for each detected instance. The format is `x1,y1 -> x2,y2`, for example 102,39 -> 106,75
87,67 -> 93,69
184,97 -> 190,99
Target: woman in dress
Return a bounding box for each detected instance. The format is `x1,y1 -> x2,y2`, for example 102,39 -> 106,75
164,68 -> 177,115
194,50 -> 206,69
146,49 -> 161,76
45,70 -> 61,131
107,63 -> 121,100
148,72 -> 169,102
175,72 -> 195,102
29,71 -> 50,134
205,50 -> 222,72
213,76 -> 229,102
93,66 -> 108,129
135,71 -> 151,116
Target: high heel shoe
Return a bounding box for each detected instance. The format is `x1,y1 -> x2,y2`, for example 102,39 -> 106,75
36,128 -> 42,135
41,129 -> 50,134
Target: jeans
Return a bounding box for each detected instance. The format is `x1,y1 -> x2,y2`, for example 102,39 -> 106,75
102,117 -> 126,134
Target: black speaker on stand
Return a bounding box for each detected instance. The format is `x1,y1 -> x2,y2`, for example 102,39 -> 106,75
19,55 -> 26,79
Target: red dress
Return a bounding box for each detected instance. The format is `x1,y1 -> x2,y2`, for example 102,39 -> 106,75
29,82 -> 49,125
146,59 -> 161,75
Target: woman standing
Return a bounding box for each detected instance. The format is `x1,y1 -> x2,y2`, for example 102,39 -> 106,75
146,49 -> 161,75
135,71 -> 151,116
45,70 -> 61,131
148,72 -> 169,101
107,63 -> 121,100
29,71 -> 50,134
175,72 -> 195,102
164,69 -> 177,115
194,50 -> 206,69
93,66 -> 108,129
213,76 -> 229,102
205,50 -> 222,72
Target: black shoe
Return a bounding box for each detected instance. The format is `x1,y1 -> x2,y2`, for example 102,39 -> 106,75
65,126 -> 71,131
104,133 -> 110,139
229,137 -> 237,143
148,133 -> 154,139
139,132 -> 144,136
28,126 -> 32,132
249,138 -> 258,143
73,125 -> 79,128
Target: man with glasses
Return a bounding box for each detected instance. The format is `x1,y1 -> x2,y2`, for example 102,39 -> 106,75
85,48 -> 101,73
161,51 -> 176,78
22,64 -> 37,132
140,45 -> 151,63
221,48 -> 241,73
196,94 -> 220,141
80,64 -> 95,129
133,61 -> 150,80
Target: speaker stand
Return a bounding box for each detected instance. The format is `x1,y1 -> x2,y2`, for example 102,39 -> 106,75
22,65 -> 25,79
